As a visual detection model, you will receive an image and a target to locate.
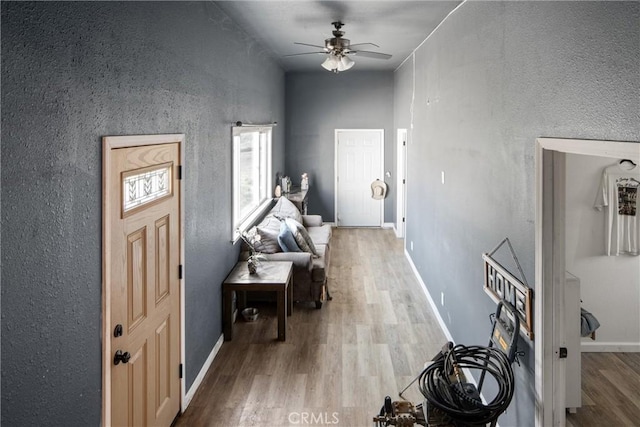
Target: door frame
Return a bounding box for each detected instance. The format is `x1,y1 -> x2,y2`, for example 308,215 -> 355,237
334,129 -> 385,227
396,129 -> 408,238
102,133 -> 186,426
534,137 -> 639,426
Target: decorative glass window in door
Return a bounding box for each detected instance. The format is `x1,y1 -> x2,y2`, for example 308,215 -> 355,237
122,163 -> 173,215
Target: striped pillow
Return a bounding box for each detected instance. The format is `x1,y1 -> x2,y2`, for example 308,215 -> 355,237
285,218 -> 318,256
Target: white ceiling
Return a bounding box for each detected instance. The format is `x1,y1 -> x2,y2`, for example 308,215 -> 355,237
216,1 -> 462,72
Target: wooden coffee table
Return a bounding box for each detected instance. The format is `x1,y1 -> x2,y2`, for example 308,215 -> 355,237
222,261 -> 293,341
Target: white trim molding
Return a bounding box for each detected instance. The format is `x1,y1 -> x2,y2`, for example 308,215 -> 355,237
183,334 -> 224,410
405,249 -> 490,407
581,342 -> 640,353
534,137 -> 639,427
404,249 -> 454,343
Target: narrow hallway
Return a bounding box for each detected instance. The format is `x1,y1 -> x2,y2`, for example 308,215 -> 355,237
176,228 -> 447,426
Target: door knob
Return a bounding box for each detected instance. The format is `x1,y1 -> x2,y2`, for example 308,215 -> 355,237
114,350 -> 131,365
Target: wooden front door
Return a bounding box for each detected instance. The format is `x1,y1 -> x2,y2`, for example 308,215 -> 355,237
104,136 -> 182,426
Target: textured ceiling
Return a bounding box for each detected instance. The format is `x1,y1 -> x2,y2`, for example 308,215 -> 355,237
216,1 -> 462,72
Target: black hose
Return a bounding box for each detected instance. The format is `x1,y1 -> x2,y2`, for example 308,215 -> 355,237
418,344 -> 515,425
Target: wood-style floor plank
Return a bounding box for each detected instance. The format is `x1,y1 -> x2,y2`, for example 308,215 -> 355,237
177,228 -> 640,427
175,228 -> 448,426
566,352 -> 640,427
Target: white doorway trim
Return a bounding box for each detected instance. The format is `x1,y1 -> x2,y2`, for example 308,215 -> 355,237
534,137 -> 639,427
334,129 -> 385,227
102,133 -> 186,426
396,129 -> 408,238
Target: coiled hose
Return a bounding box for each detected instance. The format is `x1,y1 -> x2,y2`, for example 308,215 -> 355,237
418,344 -> 514,425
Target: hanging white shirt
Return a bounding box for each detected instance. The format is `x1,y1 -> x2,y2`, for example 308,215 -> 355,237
594,162 -> 640,256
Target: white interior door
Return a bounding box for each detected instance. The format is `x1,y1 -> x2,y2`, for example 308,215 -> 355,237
335,129 -> 384,227
396,129 -> 407,238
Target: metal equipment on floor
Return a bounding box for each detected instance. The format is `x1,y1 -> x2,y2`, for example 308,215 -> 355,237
373,302 -> 521,427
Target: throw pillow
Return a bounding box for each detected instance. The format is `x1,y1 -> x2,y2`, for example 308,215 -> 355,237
253,226 -> 281,254
277,221 -> 301,252
259,215 -> 282,233
270,196 -> 303,224
285,218 -> 318,256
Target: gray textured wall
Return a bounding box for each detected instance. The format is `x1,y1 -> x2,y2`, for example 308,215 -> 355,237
1,2 -> 284,425
393,55 -> 413,136
285,71 -> 394,222
395,1 -> 639,426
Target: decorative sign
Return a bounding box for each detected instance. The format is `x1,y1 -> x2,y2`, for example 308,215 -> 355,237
483,253 -> 534,339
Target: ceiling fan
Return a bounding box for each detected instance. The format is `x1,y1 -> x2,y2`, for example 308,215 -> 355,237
285,21 -> 392,73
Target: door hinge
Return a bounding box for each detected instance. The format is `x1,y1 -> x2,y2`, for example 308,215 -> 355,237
558,347 -> 567,359
403,179 -> 406,184
179,363 -> 183,379
402,217 -> 405,223
177,165 -> 183,180
178,264 -> 183,280
403,141 -> 406,146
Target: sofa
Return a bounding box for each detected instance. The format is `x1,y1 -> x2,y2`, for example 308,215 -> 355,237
240,196 -> 332,308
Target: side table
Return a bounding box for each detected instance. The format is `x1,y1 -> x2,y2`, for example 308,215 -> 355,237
222,261 -> 293,341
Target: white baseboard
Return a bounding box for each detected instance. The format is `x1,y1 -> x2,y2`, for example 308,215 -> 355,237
404,249 -> 454,343
183,334 -> 224,410
383,222 -> 394,229
581,341 -> 640,352
404,250 -> 489,406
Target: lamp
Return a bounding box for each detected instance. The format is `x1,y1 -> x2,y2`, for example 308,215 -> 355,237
321,53 -> 354,73
321,54 -> 340,72
337,55 -> 355,71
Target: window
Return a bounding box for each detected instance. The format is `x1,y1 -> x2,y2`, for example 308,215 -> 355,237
232,125 -> 272,239
122,163 -> 172,215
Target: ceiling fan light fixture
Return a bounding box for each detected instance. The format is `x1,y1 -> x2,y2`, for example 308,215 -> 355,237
287,21 -> 389,73
321,54 -> 340,72
338,55 -> 355,71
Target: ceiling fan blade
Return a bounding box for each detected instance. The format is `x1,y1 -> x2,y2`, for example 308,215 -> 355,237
294,42 -> 326,49
351,50 -> 392,60
349,42 -> 380,49
283,51 -> 327,57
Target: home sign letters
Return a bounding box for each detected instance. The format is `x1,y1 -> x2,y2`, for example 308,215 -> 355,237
483,253 -> 534,339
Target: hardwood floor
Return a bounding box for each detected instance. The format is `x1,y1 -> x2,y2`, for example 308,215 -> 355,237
566,352 -> 640,426
175,228 -> 448,426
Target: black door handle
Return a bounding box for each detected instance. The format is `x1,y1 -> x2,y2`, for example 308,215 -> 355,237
114,350 -> 131,365
114,324 -> 123,337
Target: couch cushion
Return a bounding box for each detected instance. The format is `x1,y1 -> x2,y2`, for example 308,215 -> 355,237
285,218 -> 318,256
269,196 -> 303,224
263,251 -> 312,271
306,224 -> 332,246
302,215 -> 323,228
278,221 -> 301,252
